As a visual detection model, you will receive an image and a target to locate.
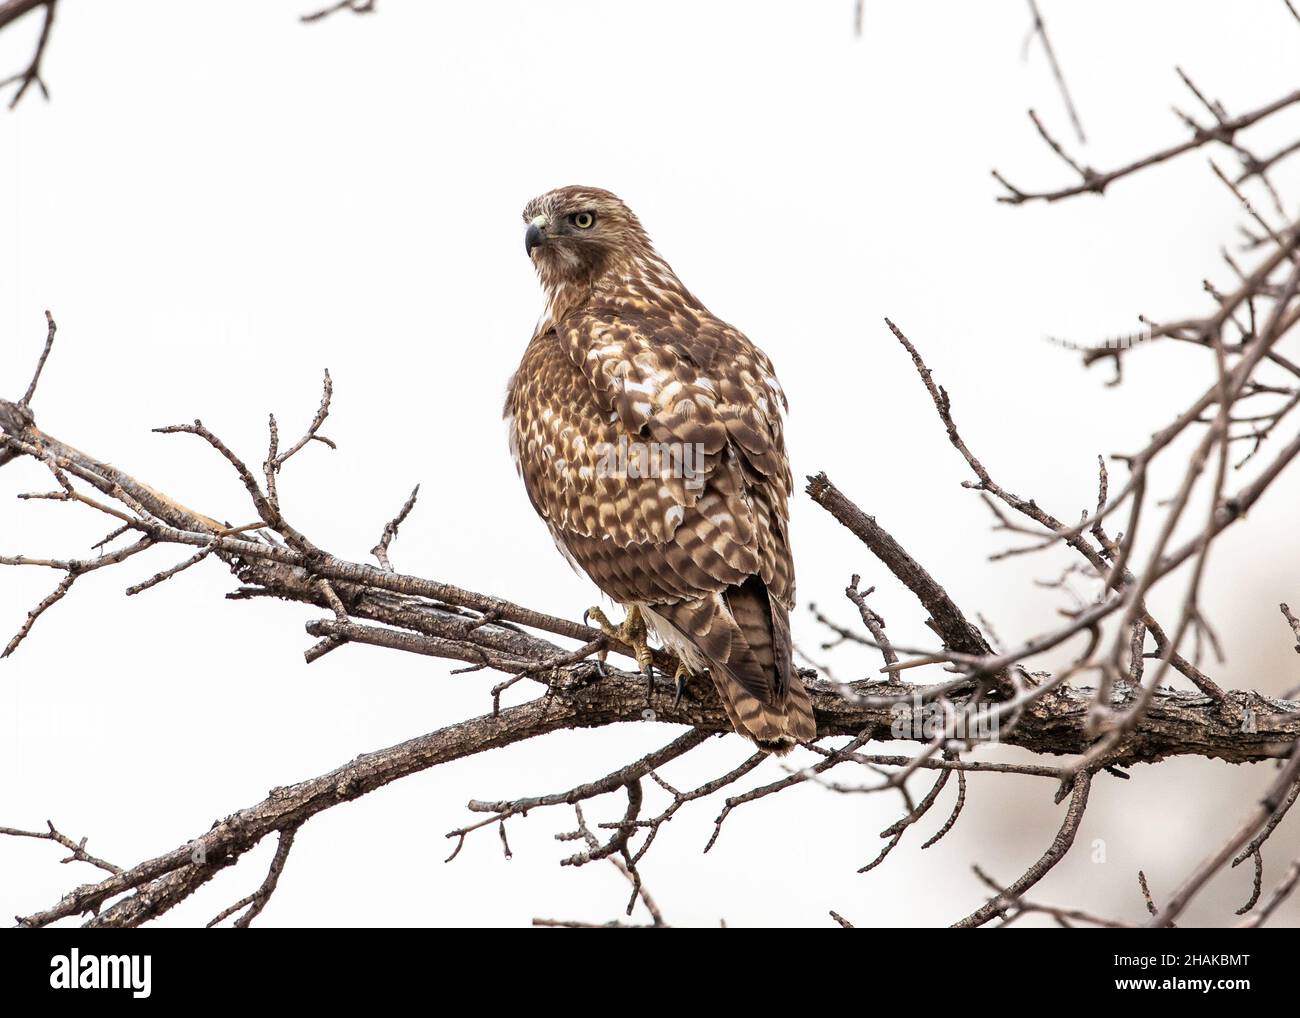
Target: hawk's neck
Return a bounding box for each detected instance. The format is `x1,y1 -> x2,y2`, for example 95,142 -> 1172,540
537,249 -> 693,335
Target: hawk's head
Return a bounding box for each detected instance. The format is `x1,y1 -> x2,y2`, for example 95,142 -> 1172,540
522,186 -> 654,290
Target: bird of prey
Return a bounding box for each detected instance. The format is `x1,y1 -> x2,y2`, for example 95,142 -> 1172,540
505,186 -> 816,754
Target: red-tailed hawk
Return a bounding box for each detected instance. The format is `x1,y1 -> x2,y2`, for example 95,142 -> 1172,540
505,186 -> 816,754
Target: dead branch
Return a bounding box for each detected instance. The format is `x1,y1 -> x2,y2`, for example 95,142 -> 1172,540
1024,0 -> 1086,144
300,0 -> 376,24
0,0 -> 55,108
0,0 -> 376,108
953,771 -> 1092,928
994,80 -> 1300,204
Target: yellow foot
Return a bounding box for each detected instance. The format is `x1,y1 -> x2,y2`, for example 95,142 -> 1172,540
584,603 -> 655,697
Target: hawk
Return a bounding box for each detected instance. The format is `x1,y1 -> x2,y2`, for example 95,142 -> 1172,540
505,186 -> 816,754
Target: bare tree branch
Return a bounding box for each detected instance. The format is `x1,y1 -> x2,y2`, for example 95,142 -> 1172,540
0,0 -> 55,108
994,82 -> 1300,204
300,0 -> 376,24
953,771 -> 1092,928
1024,0 -> 1086,144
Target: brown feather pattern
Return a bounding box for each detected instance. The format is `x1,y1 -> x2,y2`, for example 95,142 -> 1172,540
505,186 -> 815,752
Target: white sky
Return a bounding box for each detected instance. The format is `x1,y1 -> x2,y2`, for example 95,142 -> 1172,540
2,0 -> 1299,927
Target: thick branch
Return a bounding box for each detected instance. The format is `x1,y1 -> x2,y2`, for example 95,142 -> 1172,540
805,472 -> 994,661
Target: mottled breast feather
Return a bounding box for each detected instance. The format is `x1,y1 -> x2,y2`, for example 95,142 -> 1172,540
505,273 -> 794,611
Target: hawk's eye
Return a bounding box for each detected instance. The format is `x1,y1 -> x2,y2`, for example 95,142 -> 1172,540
571,211 -> 595,229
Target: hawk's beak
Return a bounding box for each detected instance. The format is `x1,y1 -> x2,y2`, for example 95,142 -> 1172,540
525,224 -> 544,256
525,215 -> 548,256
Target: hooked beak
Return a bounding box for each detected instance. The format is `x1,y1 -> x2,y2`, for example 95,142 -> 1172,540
525,214 -> 548,256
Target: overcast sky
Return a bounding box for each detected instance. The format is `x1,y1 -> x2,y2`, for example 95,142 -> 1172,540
2,0 -> 1299,927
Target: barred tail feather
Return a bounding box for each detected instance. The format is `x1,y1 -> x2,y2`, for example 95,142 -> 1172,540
712,662 -> 816,755
649,578 -> 816,754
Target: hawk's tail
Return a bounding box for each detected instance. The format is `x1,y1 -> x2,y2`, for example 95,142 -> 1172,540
655,579 -> 816,755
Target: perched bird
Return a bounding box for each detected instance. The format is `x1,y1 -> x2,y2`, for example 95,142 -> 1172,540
505,186 -> 816,754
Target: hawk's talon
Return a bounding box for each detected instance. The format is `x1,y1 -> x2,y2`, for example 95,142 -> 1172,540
584,604 -> 655,690
672,659 -> 692,709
